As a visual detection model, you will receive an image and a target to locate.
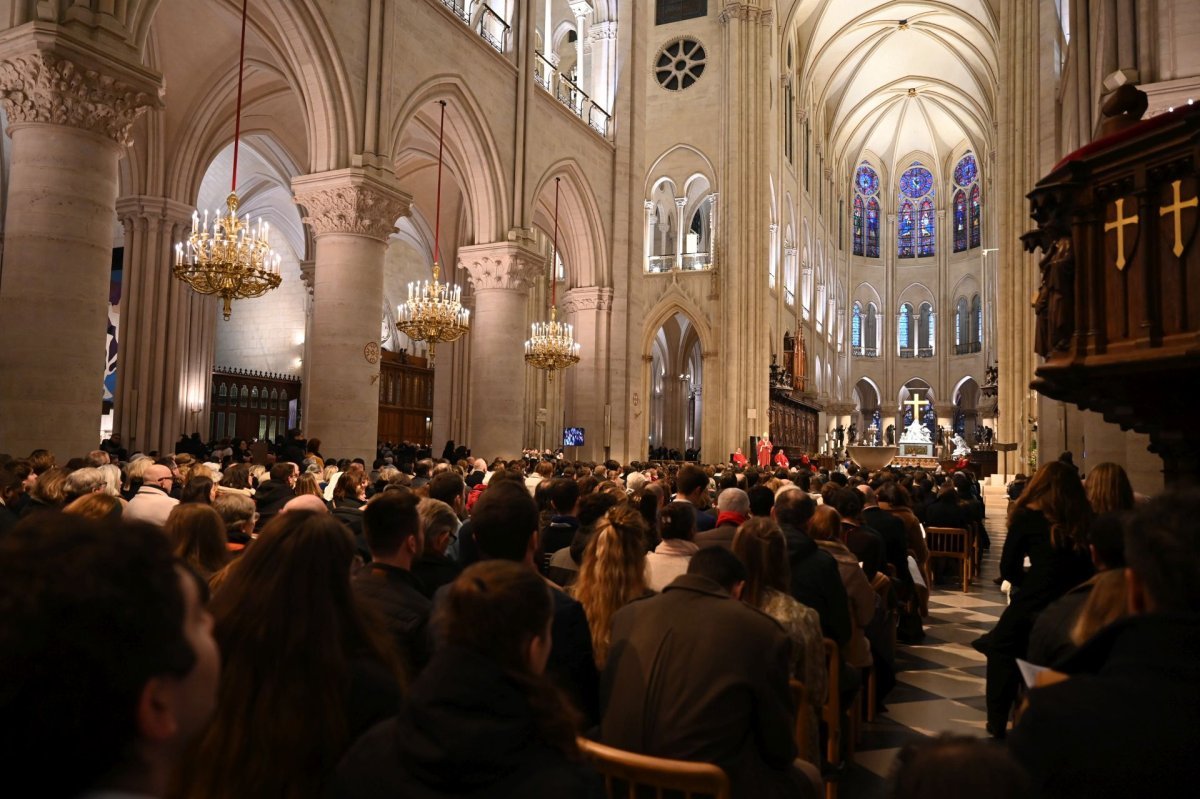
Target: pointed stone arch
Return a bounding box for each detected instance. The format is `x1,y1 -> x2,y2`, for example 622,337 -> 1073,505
530,159 -> 610,288
390,77 -> 509,243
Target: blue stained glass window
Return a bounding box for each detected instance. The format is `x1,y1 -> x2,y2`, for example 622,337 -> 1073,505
855,163 -> 879,196
970,184 -> 982,248
954,153 -> 978,187
953,189 -> 967,252
900,165 -> 934,199
852,302 -> 862,348
899,304 -> 911,349
898,200 -> 915,258
866,198 -> 880,257
853,195 -> 864,256
918,198 -> 935,257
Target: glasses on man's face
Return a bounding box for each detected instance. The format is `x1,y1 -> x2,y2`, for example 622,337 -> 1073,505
156,476 -> 174,485
446,531 -> 458,545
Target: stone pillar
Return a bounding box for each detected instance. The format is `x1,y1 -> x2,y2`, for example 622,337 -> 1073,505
562,286 -> 613,461
568,0 -> 591,82
114,196 -> 217,455
458,241 -> 544,459
293,168 -> 411,460
588,20 -> 617,112
0,42 -> 159,457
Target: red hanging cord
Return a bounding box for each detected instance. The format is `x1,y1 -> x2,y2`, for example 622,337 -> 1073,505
550,177 -> 560,310
433,100 -> 447,268
230,0 -> 250,194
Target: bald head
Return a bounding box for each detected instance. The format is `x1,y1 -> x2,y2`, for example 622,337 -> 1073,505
857,484 -> 878,507
282,494 -> 329,514
143,464 -> 174,493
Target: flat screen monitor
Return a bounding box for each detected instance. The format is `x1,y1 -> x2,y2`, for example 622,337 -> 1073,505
563,427 -> 585,447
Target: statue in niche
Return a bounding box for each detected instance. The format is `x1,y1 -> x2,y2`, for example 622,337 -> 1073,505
1023,190 -> 1075,357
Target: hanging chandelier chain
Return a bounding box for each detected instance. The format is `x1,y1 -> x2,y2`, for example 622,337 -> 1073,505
550,176 -> 560,311
433,100 -> 447,272
231,0 -> 250,194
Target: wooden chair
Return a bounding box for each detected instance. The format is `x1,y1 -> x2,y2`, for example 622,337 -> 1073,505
822,638 -> 841,799
578,738 -> 731,799
926,526 -> 973,592
789,679 -> 813,766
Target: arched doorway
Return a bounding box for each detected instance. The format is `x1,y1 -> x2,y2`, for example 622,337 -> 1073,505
649,312 -> 703,459
954,376 -> 982,443
898,379 -> 938,441
854,377 -> 882,444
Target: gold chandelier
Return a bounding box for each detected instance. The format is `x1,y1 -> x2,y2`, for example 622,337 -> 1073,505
396,100 -> 470,363
524,177 -> 580,378
173,0 -> 281,320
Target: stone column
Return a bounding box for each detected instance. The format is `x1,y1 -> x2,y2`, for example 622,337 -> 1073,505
588,20 -> 617,113
458,241 -> 544,459
562,286 -> 613,461
293,168 -> 411,461
0,42 -> 159,457
114,196 -> 217,455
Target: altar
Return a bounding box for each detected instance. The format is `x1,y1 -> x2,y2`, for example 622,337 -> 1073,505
897,392 -> 936,458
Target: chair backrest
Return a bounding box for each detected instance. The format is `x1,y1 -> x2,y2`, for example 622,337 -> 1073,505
578,738 -> 731,799
926,526 -> 969,557
822,638 -> 841,765
789,679 -> 812,760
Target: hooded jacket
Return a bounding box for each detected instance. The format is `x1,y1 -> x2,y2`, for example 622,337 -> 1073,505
330,646 -> 599,799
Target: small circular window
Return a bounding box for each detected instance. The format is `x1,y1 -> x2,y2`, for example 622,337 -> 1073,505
655,38 -> 706,91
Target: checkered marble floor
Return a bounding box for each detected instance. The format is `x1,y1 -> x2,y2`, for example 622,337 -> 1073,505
839,490 -> 1009,798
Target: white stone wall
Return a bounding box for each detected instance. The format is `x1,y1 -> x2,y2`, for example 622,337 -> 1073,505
213,250 -> 307,376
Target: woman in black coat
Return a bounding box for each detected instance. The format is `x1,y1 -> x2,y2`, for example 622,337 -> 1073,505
984,462 -> 1093,737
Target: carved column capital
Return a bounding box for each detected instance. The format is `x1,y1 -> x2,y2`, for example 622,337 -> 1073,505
458,241 -> 545,292
718,3 -> 773,25
561,286 -> 614,315
292,168 -> 411,242
0,49 -> 158,145
115,195 -> 194,229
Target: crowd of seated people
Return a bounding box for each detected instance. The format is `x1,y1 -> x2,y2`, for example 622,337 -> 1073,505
1,436 -> 1196,799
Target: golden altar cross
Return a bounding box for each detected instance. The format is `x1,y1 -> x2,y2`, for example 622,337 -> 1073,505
1104,197 -> 1139,271
903,392 -> 928,421
1159,180 -> 1198,258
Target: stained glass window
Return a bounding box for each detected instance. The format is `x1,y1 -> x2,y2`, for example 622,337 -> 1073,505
918,198 -> 935,257
898,304 -> 911,350
866,198 -> 880,258
854,163 -> 880,259
971,294 -> 982,346
953,189 -> 967,252
970,184 -> 981,248
954,153 -> 978,187
855,163 -> 880,196
852,302 -> 862,349
900,165 -> 933,198
852,196 -> 864,256
898,200 -> 915,258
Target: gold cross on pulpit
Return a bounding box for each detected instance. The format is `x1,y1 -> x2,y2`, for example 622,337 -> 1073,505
903,392 -> 928,420
1104,197 -> 1139,271
1159,180 -> 1198,258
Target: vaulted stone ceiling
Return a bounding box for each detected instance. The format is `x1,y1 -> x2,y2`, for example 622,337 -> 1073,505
798,0 -> 999,177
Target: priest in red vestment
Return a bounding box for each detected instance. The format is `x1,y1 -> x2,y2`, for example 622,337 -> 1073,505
757,436 -> 773,469
732,447 -> 748,468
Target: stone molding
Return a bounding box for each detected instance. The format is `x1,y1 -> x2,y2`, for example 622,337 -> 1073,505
589,21 -> 618,41
299,260 -> 316,296
0,50 -> 155,145
115,195 -> 194,229
292,168 -> 411,242
561,286 -> 614,315
458,242 -> 545,292
718,3 -> 773,25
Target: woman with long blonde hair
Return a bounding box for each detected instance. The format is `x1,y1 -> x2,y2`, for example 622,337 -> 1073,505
1084,462 -> 1135,516
572,504 -> 651,666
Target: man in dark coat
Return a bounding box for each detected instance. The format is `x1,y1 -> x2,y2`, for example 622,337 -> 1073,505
1009,491 -> 1200,798
674,463 -> 716,531
354,491 -> 431,681
772,487 -> 851,649
825,486 -> 885,580
253,461 -> 296,531
602,548 -> 816,799
470,476 -> 599,724
859,485 -> 912,587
